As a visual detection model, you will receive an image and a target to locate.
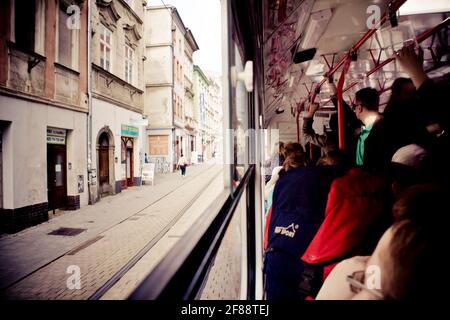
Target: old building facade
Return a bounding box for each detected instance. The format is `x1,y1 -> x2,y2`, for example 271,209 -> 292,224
0,0 -> 89,232
144,5 -> 199,172
193,65 -> 209,163
89,0 -> 146,203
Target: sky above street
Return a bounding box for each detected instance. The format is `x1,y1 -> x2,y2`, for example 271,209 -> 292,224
148,0 -> 222,75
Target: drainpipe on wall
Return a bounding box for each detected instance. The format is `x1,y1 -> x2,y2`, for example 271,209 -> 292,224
87,0 -> 94,204
171,8 -> 176,172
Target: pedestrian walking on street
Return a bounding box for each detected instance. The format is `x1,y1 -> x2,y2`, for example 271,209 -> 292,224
177,153 -> 187,178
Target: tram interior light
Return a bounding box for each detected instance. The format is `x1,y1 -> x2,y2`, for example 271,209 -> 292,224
293,8 -> 331,64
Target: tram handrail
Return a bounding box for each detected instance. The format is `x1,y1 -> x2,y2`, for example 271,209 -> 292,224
297,0 -> 408,144
317,16 -> 450,107
128,165 -> 256,300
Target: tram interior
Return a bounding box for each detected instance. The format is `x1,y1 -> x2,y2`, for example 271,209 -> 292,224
262,0 -> 450,147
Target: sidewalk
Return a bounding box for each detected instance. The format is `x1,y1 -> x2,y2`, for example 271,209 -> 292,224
0,163 -> 216,290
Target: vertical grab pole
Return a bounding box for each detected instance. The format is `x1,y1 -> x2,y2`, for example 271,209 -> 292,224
337,57 -> 352,150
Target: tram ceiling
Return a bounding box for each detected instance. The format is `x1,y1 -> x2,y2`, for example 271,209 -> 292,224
262,0 -> 450,124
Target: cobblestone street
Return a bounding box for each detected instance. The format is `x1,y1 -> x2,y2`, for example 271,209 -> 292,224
0,163 -> 224,299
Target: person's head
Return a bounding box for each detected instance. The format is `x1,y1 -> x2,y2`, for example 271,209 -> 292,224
386,144 -> 429,196
316,149 -> 351,168
364,184 -> 448,300
283,150 -> 309,170
282,142 -> 304,159
353,87 -> 380,122
391,77 -> 416,104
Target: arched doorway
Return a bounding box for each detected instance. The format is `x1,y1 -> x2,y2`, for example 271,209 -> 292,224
98,132 -> 109,195
96,127 -> 115,197
121,137 -> 134,187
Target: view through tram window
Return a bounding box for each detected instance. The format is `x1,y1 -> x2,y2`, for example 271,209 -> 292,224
1,0 -> 450,312
0,0 -> 226,301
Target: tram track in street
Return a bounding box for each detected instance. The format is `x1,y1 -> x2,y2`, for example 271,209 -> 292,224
1,164 -> 221,299
88,167 -> 222,300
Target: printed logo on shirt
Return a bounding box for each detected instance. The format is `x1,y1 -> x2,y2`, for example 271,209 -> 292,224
274,223 -> 299,238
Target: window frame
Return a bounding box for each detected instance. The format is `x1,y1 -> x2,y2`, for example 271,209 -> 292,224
99,24 -> 113,72
12,0 -> 45,55
56,0 -> 79,70
124,44 -> 134,84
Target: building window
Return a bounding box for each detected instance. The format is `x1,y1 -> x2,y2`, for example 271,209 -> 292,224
100,25 -> 112,72
57,1 -> 78,69
14,0 -> 35,51
125,45 -> 134,84
13,0 -> 45,54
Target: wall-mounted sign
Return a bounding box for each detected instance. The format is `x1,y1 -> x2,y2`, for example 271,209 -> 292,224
47,127 -> 67,145
121,124 -> 139,137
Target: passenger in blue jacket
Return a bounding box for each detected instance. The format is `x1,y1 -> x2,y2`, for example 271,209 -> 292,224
264,145 -> 330,300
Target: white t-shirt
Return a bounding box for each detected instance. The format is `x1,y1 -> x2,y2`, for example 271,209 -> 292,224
178,156 -> 187,166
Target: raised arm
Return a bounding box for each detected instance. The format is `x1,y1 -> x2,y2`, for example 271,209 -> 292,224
395,45 -> 428,89
302,102 -> 328,148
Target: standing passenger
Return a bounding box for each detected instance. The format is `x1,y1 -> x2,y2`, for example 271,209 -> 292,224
264,149 -> 328,300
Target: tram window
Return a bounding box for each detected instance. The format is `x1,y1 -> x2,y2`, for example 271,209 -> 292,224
197,191 -> 248,299
230,39 -> 251,188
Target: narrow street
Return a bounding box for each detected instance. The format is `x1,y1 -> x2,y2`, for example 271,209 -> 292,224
0,163 -> 224,299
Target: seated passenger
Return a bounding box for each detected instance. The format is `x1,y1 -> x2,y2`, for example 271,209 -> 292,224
316,184 -> 449,300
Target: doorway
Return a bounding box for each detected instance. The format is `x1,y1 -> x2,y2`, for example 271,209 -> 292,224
122,137 -> 134,187
47,144 -> 67,211
98,132 -> 110,196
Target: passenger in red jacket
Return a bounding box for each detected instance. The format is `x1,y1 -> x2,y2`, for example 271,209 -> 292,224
301,168 -> 392,287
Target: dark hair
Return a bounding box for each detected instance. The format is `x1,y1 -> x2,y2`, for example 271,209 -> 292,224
385,184 -> 449,300
316,149 -> 351,168
355,87 -> 380,112
283,151 -> 309,170
279,141 -> 285,154
391,77 -> 413,97
283,142 -> 304,158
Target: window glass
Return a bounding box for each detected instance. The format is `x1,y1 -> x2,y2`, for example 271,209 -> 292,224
100,25 -> 112,72
14,0 -> 36,51
125,45 -> 134,84
58,2 -> 73,67
230,40 -> 249,189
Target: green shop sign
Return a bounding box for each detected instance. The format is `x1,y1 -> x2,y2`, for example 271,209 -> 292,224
121,124 -> 139,137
